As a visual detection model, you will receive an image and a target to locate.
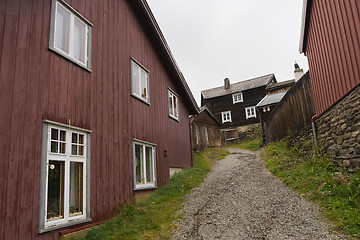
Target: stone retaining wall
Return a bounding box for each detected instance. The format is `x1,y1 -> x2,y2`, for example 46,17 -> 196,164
315,84 -> 360,171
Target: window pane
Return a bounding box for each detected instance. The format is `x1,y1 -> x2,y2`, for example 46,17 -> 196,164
69,162 -> 83,217
173,96 -> 178,118
79,146 -> 84,156
140,70 -> 148,100
145,147 -> 153,184
135,144 -> 144,185
60,130 -> 66,141
169,94 -> 173,116
51,141 -> 58,153
72,133 -> 78,144
79,134 -> 84,144
132,64 -> 140,96
51,128 -> 58,140
60,143 -> 66,154
55,4 -> 70,53
47,161 -> 65,222
71,144 -> 77,155
73,17 -> 86,63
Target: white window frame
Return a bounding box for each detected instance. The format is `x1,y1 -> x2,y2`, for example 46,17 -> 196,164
168,88 -> 179,121
39,121 -> 91,233
232,92 -> 243,104
49,0 -> 92,70
245,106 -> 257,119
133,140 -> 157,190
221,111 -> 232,123
131,59 -> 150,104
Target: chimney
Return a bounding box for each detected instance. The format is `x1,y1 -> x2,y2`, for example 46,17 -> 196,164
224,78 -> 230,89
294,62 -> 304,82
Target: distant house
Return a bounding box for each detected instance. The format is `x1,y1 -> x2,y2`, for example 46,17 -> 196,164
256,67 -> 298,142
0,0 -> 198,239
300,0 -> 360,169
190,107 -> 221,150
201,74 -> 276,130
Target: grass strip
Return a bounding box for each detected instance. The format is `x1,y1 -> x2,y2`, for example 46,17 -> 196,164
82,148 -> 229,240
261,140 -> 360,239
228,137 -> 263,151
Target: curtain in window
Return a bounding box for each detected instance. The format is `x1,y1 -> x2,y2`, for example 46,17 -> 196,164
73,18 -> 86,63
55,5 -> 70,53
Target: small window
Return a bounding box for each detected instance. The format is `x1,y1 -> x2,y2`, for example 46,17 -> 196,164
131,59 -> 149,103
39,122 -> 91,233
245,106 -> 256,119
221,111 -> 232,123
168,89 -> 179,120
49,0 -> 92,69
232,92 -> 243,104
133,140 -> 156,190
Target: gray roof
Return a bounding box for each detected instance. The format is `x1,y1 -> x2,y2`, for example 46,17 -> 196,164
201,74 -> 275,99
256,91 -> 287,108
266,79 -> 295,90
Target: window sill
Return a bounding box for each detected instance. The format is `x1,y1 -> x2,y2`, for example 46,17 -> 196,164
169,115 -> 179,122
134,186 -> 157,191
38,218 -> 92,234
131,93 -> 150,105
48,47 -> 91,72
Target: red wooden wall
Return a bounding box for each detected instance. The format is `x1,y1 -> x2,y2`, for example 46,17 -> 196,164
0,0 -> 196,239
303,0 -> 360,116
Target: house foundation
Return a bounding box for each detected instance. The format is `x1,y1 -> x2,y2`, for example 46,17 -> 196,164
315,84 -> 360,171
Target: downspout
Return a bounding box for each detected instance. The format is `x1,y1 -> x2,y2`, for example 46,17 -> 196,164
311,115 -> 318,149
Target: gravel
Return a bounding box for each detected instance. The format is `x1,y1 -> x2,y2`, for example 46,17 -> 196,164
170,148 -> 348,240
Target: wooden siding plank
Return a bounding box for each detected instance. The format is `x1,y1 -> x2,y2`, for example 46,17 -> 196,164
27,0 -> 45,237
320,0 -> 341,105
17,0 -> 36,239
342,0 -> 360,88
349,0 -> 360,85
333,0 -> 354,93
0,1 -> 11,239
318,0 -> 338,109
323,0 -> 345,102
2,0 -> 22,238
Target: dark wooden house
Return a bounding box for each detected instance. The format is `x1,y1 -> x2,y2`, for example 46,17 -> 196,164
0,0 -> 198,239
190,107 -> 221,150
201,74 -> 276,129
299,0 -> 360,169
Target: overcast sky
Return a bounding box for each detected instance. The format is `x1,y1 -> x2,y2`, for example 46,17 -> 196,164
146,0 -> 309,105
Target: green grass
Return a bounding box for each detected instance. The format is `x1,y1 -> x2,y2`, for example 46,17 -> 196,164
83,148 -> 229,240
261,140 -> 360,239
228,137 -> 263,151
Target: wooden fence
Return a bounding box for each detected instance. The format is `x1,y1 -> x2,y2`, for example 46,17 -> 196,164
264,71 -> 315,143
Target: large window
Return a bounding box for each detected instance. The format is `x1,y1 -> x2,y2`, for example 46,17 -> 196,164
49,0 -> 92,69
221,111 -> 232,123
232,92 -> 243,104
168,89 -> 179,120
39,121 -> 91,233
245,106 -> 257,119
131,59 -> 150,103
133,140 -> 156,190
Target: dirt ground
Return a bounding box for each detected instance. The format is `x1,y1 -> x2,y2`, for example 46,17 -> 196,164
170,148 -> 349,240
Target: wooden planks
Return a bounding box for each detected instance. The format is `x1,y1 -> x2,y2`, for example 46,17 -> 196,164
305,0 -> 360,115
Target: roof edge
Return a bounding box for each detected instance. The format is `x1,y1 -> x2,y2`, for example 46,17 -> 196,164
138,0 -> 199,114
299,0 -> 312,53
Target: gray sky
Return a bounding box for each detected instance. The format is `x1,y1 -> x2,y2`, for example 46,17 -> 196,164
146,0 -> 309,105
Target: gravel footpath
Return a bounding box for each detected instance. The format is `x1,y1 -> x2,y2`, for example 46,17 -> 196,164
170,148 -> 348,240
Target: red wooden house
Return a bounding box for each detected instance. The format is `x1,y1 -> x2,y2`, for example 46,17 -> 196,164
300,0 -> 360,169
0,0 -> 198,239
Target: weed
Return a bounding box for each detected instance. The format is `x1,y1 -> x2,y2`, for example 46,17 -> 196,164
82,148 -> 229,240
262,140 -> 360,239
228,137 -> 263,151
